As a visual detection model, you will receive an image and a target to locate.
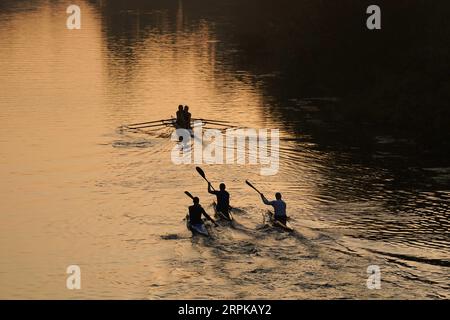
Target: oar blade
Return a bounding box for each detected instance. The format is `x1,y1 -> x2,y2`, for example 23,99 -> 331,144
184,191 -> 194,199
196,166 -> 206,179
126,119 -> 172,127
127,122 -> 170,129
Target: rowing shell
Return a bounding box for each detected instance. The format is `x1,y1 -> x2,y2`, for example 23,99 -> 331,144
266,211 -> 294,232
213,202 -> 233,222
186,214 -> 210,237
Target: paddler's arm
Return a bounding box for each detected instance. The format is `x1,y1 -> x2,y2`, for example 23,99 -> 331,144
207,182 -> 216,194
260,193 -> 270,205
201,207 -> 218,227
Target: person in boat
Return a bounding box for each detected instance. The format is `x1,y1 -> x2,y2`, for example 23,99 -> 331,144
183,105 -> 192,129
189,196 -> 216,227
208,182 -> 231,220
176,105 -> 186,128
261,192 -> 287,225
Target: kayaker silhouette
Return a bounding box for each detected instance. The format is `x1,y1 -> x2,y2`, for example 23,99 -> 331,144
187,197 -> 217,236
261,192 -> 287,225
183,105 -> 192,129
208,182 -> 232,220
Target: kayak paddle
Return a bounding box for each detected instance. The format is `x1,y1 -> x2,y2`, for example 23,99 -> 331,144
196,166 -> 215,190
126,119 -> 172,127
192,118 -> 231,124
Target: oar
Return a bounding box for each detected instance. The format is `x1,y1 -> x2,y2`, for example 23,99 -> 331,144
184,191 -> 194,199
184,191 -> 218,226
127,119 -> 172,127
245,180 -> 263,195
196,166 -> 215,191
202,124 -> 240,129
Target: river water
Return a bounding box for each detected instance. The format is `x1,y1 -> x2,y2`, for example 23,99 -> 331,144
0,0 -> 448,299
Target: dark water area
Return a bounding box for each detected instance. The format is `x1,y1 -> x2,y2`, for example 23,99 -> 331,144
216,0 -> 450,146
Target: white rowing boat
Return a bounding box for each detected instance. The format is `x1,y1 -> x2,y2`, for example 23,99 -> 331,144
212,202 -> 233,222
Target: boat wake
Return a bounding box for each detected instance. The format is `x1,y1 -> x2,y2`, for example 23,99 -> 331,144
112,139 -> 154,148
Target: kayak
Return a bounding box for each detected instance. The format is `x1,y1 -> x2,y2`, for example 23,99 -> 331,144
267,211 -> 294,232
213,202 -> 233,222
186,214 -> 210,237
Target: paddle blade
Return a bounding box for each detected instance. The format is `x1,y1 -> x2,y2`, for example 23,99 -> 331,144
127,122 -> 170,129
196,166 -> 206,179
184,191 -> 194,199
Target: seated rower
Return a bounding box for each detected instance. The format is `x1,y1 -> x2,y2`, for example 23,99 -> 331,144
176,105 -> 186,128
183,105 -> 192,129
189,197 -> 217,226
208,182 -> 231,220
261,192 -> 287,225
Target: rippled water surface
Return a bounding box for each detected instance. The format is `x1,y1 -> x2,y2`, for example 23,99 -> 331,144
0,0 -> 448,299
